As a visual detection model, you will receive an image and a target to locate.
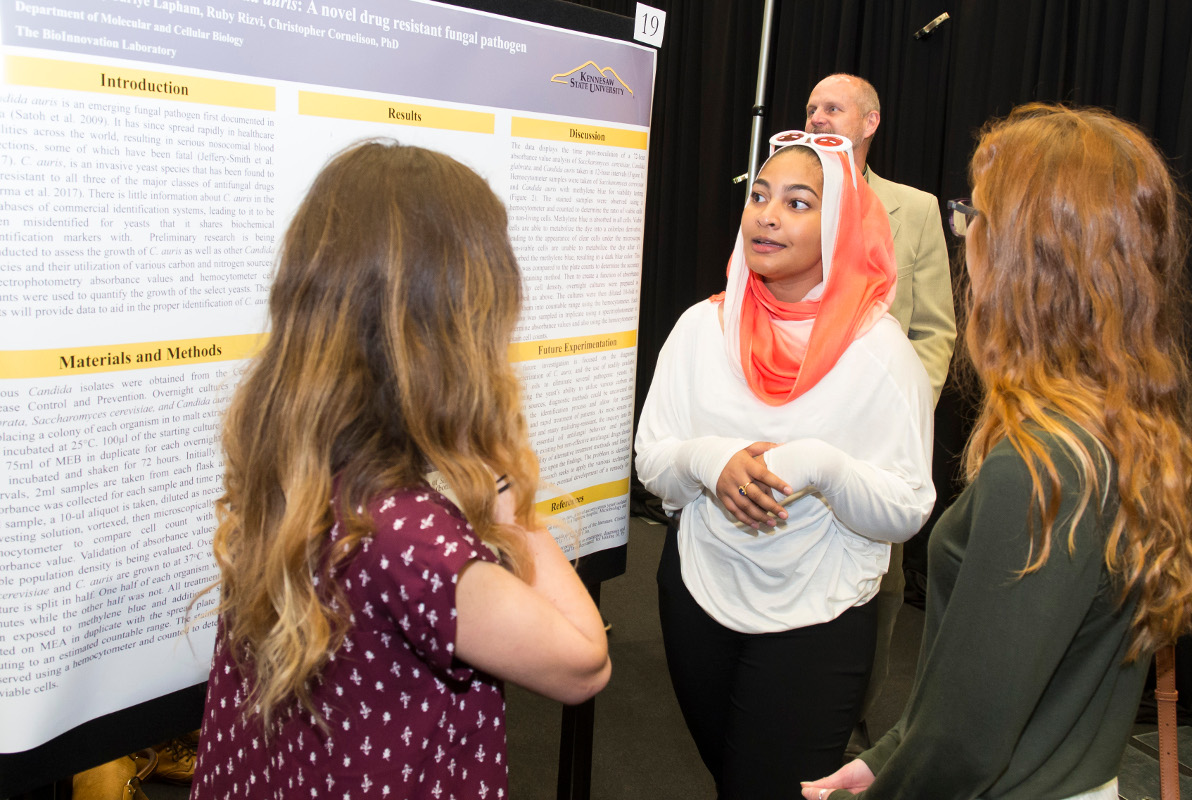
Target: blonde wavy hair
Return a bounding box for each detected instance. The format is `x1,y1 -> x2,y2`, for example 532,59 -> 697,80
962,103 -> 1192,660
196,140 -> 540,727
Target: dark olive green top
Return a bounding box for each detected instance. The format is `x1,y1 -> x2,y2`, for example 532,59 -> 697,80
841,429 -> 1147,799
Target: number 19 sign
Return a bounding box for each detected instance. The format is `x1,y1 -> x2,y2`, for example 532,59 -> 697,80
634,2 -> 665,48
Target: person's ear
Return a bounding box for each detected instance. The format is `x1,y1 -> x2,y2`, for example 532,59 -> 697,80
863,110 -> 880,141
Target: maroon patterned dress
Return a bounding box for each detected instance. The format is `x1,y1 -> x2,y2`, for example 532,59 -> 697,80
191,487 -> 508,800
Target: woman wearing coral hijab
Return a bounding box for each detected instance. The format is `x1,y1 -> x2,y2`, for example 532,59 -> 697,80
635,132 -> 935,797
802,106 -> 1192,800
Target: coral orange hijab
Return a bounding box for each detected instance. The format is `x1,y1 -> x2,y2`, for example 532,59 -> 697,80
719,132 -> 897,406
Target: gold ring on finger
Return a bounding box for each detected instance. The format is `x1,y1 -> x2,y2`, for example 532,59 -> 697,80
738,481 -> 753,497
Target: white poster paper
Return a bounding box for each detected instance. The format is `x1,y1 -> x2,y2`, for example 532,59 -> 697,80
0,0 -> 655,751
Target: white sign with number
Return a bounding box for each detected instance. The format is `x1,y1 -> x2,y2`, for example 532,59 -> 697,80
634,2 -> 666,47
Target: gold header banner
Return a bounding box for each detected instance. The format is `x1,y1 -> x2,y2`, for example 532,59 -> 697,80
5,55 -> 275,111
509,330 -> 636,363
536,477 -> 630,518
0,333 -> 267,379
511,117 -> 647,150
299,91 -> 495,134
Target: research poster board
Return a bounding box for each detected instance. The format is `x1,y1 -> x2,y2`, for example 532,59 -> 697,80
0,0 -> 655,753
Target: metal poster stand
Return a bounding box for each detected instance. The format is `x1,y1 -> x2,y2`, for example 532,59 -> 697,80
746,0 -> 778,187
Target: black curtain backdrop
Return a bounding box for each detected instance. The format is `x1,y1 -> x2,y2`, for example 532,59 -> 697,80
573,0 -> 1192,532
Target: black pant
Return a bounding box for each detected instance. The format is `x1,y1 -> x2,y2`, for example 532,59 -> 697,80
657,522 -> 876,799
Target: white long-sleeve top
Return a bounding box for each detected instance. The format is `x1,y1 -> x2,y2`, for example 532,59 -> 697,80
635,300 -> 936,633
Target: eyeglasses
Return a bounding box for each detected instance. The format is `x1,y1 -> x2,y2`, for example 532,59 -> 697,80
947,198 -> 980,237
768,130 -> 852,156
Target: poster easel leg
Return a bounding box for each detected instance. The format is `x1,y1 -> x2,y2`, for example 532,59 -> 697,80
557,697 -> 596,800
12,777 -> 72,799
556,580 -> 601,800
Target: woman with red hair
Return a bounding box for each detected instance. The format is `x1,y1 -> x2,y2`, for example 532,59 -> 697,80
635,132 -> 935,796
802,105 -> 1192,800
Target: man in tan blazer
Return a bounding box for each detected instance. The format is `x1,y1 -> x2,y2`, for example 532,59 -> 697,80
806,74 -> 955,401
805,73 -> 956,750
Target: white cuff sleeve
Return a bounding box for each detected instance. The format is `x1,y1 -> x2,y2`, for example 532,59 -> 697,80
762,438 -> 934,542
636,434 -> 752,512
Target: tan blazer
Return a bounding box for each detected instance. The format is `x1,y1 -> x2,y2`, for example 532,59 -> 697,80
865,168 -> 956,405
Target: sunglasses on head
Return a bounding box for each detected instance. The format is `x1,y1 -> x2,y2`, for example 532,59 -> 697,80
768,130 -> 853,156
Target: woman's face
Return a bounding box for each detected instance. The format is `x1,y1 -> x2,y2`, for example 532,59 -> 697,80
741,148 -> 824,303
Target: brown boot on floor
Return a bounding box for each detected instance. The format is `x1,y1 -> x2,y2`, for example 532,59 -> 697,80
153,730 -> 199,784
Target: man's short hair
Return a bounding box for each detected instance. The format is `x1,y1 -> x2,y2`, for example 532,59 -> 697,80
824,73 -> 881,115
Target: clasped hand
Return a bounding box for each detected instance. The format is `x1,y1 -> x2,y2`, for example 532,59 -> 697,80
715,442 -> 794,529
799,759 -> 876,798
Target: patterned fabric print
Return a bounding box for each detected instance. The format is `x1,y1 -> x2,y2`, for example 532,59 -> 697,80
191,487 -> 508,800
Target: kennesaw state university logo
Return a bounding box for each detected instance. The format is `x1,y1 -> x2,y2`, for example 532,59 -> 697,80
551,61 -> 633,96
